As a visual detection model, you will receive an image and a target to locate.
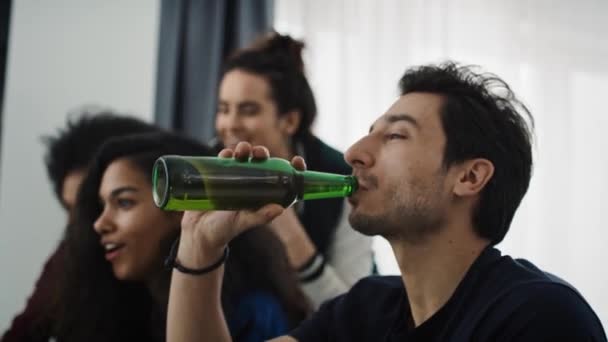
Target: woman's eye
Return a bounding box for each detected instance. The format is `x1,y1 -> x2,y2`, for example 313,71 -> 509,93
239,104 -> 260,116
241,110 -> 258,116
117,199 -> 135,209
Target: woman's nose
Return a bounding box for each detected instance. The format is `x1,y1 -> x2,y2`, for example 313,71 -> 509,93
222,111 -> 242,131
93,208 -> 114,236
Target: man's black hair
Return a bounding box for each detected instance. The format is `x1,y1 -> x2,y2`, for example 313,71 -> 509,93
399,62 -> 534,244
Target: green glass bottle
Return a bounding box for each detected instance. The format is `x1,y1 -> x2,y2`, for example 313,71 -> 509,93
152,156 -> 358,211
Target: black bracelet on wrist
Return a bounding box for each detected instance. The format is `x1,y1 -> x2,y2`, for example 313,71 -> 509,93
164,237 -> 229,275
297,253 -> 326,283
297,252 -> 319,272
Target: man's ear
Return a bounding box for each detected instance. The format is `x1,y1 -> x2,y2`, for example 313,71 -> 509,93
279,110 -> 302,136
453,158 -> 494,197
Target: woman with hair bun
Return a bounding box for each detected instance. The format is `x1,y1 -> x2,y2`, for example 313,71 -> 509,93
214,32 -> 375,309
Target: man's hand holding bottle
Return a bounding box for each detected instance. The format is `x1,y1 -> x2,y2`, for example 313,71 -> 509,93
177,141 -> 307,268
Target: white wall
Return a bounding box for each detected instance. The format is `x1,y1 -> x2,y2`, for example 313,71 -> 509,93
0,0 -> 159,330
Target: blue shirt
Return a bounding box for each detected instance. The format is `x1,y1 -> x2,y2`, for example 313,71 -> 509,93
228,291 -> 289,342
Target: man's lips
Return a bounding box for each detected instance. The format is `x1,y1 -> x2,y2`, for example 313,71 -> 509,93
353,171 -> 378,191
352,176 -> 371,192
347,196 -> 358,206
348,184 -> 365,205
355,182 -> 369,191
348,175 -> 373,206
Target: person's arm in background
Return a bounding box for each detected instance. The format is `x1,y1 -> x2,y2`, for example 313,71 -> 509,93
269,202 -> 373,309
299,202 -> 373,309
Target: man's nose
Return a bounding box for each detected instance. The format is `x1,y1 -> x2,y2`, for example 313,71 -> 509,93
345,136 -> 374,169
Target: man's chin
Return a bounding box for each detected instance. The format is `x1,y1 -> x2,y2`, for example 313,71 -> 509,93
348,212 -> 385,237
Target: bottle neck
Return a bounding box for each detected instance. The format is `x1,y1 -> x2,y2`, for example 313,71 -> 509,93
296,170 -> 358,201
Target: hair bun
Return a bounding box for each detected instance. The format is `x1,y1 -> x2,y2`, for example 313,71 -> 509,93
252,31 -> 306,73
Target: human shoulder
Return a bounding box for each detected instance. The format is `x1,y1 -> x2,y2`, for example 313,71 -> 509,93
472,256 -> 607,341
481,281 -> 606,340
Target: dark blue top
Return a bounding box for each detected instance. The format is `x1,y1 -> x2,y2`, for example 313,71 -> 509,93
227,291 -> 289,342
290,247 -> 607,341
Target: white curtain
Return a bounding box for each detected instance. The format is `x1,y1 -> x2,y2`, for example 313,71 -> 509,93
275,0 -> 608,327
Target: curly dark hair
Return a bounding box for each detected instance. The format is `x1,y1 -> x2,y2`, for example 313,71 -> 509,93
221,31 -> 317,142
399,62 -> 534,244
53,132 -> 310,341
42,108 -> 159,207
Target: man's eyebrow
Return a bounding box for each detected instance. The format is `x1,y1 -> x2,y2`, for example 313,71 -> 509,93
369,113 -> 420,133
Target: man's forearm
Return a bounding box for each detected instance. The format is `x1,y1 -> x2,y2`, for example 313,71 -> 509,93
167,268 -> 231,342
166,236 -> 232,342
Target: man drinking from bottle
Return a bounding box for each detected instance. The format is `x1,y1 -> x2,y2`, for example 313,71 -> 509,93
165,62 -> 607,341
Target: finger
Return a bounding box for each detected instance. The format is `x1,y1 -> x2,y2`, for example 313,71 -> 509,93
234,142 -> 253,161
251,145 -> 270,161
218,148 -> 234,158
291,155 -> 307,171
236,204 -> 284,230
262,204 -> 285,220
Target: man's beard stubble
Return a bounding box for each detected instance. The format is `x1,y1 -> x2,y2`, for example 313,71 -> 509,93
348,174 -> 446,244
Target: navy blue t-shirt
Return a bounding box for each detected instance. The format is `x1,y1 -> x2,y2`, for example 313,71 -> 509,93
226,291 -> 289,342
290,247 -> 607,341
